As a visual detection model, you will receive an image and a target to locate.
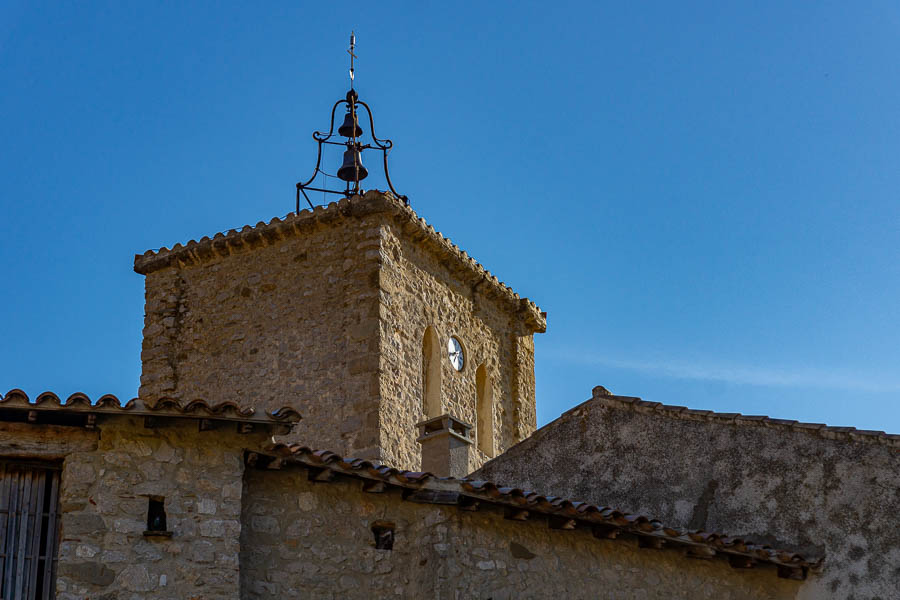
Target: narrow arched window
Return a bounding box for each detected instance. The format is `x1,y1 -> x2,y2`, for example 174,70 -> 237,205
422,326 -> 441,418
475,364 -> 494,457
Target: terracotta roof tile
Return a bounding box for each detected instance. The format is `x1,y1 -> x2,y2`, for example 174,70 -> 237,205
260,444 -> 822,578
0,389 -> 300,425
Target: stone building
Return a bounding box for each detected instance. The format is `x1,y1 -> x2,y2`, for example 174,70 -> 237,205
1,190 -> 896,599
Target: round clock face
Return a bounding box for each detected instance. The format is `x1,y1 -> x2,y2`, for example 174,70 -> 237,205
447,337 -> 464,371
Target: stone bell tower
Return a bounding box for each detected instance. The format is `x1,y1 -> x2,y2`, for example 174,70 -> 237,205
135,60 -> 545,472
135,193 -> 545,472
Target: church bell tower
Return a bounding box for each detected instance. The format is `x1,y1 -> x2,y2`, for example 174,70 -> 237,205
134,35 -> 546,473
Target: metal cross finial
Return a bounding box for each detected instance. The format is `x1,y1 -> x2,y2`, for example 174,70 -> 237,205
348,31 -> 357,88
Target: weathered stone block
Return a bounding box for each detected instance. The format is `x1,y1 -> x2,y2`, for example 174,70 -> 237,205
58,562 -> 116,586
63,513 -> 107,536
117,564 -> 156,592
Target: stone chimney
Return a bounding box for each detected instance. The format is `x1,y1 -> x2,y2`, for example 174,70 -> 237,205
416,414 -> 473,478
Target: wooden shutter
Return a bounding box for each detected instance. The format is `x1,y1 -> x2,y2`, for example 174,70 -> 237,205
0,461 -> 60,600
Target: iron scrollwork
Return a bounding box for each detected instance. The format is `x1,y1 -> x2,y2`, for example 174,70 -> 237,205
296,89 -> 408,212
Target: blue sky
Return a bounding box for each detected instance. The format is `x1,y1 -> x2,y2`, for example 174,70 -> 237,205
1,2 -> 898,432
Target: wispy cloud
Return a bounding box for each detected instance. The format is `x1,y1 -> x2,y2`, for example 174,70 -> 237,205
547,350 -> 900,394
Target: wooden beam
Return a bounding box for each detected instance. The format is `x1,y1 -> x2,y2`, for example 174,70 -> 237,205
26,411 -> 37,424
237,423 -> 254,434
198,419 -> 214,432
0,422 -> 98,456
85,414 -> 96,430
405,489 -> 461,505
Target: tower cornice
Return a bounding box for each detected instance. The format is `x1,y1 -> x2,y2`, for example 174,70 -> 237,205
134,190 -> 546,334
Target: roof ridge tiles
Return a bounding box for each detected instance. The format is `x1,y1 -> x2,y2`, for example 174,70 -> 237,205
590,386 -> 898,447
0,389 -> 301,424
132,191 -> 545,333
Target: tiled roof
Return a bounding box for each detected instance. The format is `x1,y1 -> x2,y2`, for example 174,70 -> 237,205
257,444 -> 822,580
589,386 -> 900,447
0,389 -> 301,426
132,191 -> 546,334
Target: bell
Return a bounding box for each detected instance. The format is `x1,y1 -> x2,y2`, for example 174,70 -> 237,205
338,111 -> 363,137
337,148 -> 368,182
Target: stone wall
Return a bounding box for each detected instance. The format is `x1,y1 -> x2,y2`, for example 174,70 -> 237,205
138,211 -> 385,459
475,391 -> 900,600
239,465 -> 803,600
377,221 -> 539,471
0,418 -> 264,600
511,334 -> 537,442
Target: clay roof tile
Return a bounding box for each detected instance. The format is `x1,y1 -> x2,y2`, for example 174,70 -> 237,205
0,389 -> 300,427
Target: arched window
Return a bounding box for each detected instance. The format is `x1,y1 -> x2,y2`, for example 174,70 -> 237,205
422,326 -> 441,418
475,363 -> 494,457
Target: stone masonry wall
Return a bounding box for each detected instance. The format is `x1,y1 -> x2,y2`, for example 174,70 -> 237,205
0,418 -> 263,600
239,466 -> 803,600
139,214 -> 385,459
512,334 -> 537,442
475,393 -> 900,600
377,220 -> 538,471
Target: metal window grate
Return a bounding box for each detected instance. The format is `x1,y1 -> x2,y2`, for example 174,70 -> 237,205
0,461 -> 60,600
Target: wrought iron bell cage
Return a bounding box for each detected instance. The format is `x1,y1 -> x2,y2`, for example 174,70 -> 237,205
296,88 -> 407,212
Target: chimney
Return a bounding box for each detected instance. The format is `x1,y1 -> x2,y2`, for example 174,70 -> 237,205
416,414 -> 473,478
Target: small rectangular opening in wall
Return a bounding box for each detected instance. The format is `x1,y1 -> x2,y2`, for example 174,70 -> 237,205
371,521 -> 395,550
144,496 -> 170,536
